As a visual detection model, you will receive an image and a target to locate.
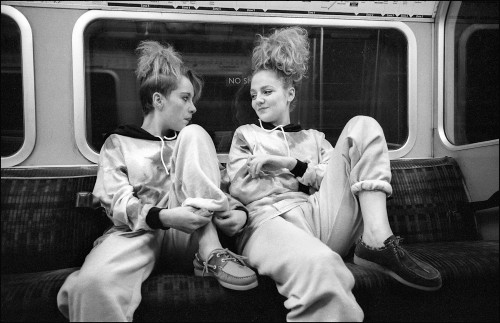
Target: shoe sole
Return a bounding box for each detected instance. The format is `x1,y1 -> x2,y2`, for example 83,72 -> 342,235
194,267 -> 259,291
353,255 -> 442,291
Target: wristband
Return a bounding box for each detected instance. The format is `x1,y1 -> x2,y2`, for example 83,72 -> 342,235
290,159 -> 308,177
146,207 -> 170,230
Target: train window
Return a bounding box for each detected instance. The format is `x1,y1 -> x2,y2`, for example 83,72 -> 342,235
318,28 -> 408,150
85,70 -> 120,151
77,15 -> 412,161
444,1 -> 499,145
1,5 -> 35,167
1,14 -> 23,156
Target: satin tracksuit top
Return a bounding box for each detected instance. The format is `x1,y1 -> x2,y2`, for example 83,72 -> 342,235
93,133 -> 177,232
227,123 -> 334,232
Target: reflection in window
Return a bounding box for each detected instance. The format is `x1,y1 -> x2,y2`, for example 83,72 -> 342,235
84,20 -> 408,153
445,1 -> 499,145
86,71 -> 119,151
1,14 -> 24,157
316,28 -> 407,149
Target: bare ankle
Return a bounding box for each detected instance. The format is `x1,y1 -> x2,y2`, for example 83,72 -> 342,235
361,229 -> 393,248
198,244 -> 222,260
197,222 -> 223,259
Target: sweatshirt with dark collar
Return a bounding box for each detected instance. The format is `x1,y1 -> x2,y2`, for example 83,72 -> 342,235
94,124 -> 247,232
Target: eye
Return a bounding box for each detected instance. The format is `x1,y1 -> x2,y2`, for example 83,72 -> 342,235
264,89 -> 272,95
250,93 -> 256,100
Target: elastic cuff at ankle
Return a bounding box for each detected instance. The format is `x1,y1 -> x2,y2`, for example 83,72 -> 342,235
351,180 -> 392,197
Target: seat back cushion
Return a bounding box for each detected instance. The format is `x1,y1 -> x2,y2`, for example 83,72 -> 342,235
387,157 -> 479,244
1,167 -> 110,274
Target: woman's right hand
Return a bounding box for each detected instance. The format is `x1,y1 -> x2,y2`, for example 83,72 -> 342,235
159,207 -> 212,234
246,155 -> 297,178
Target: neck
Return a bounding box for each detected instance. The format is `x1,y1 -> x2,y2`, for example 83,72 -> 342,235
141,114 -> 171,137
273,105 -> 291,126
272,116 -> 290,127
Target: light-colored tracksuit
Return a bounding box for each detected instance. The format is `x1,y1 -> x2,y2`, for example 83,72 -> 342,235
227,116 -> 393,321
57,124 -> 240,322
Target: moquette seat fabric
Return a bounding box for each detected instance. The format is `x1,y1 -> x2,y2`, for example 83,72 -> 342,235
1,157 -> 498,322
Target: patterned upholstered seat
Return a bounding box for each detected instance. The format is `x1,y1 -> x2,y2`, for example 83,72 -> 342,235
1,157 -> 498,321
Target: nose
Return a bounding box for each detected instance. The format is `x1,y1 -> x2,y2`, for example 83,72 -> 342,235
189,103 -> 197,114
255,93 -> 265,104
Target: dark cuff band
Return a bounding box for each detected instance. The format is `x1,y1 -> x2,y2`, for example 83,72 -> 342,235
146,207 -> 170,230
298,183 -> 310,194
234,205 -> 249,231
290,159 -> 308,177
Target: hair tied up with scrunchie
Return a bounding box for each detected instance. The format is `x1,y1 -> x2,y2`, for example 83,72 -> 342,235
252,26 -> 310,86
134,40 -> 203,115
135,40 -> 183,84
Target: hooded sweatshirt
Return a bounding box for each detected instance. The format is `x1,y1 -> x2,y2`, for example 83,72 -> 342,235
227,120 -> 334,228
93,125 -> 246,233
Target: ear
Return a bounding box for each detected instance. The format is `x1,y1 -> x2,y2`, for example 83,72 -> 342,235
152,92 -> 163,110
287,87 -> 296,103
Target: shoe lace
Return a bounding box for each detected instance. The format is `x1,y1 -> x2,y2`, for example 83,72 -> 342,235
201,248 -> 249,276
386,236 -> 406,258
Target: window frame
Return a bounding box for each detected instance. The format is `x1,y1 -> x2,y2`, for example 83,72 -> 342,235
437,1 -> 499,150
73,10 -> 418,163
1,5 -> 36,167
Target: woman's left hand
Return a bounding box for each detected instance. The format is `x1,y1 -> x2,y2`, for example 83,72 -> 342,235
246,155 -> 296,178
213,209 -> 247,237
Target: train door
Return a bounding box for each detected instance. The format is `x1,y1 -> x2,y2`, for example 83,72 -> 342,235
434,1 -> 499,239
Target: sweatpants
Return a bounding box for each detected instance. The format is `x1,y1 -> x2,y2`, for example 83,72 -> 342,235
57,125 -> 227,322
238,116 -> 392,322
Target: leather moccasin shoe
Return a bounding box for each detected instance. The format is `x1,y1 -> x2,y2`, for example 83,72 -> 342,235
354,235 -> 442,291
194,248 -> 258,291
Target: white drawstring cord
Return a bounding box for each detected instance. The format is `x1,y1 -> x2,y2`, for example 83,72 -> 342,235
258,119 -> 291,157
156,136 -> 169,175
156,132 -> 178,175
164,132 -> 178,141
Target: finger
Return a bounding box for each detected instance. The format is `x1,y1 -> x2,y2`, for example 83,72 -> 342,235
247,159 -> 255,174
212,216 -> 223,225
246,156 -> 254,168
254,160 -> 263,175
248,161 -> 256,177
212,217 -> 228,230
213,217 -> 236,234
214,212 -> 230,219
185,206 -> 198,213
250,163 -> 258,178
214,215 -> 236,226
197,215 -> 212,226
193,208 -> 213,217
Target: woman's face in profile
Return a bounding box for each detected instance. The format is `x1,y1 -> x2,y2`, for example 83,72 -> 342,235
160,76 -> 197,132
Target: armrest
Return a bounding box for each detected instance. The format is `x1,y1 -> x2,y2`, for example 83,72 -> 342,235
75,191 -> 101,208
75,192 -> 106,217
447,191 -> 499,240
467,191 -> 499,213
